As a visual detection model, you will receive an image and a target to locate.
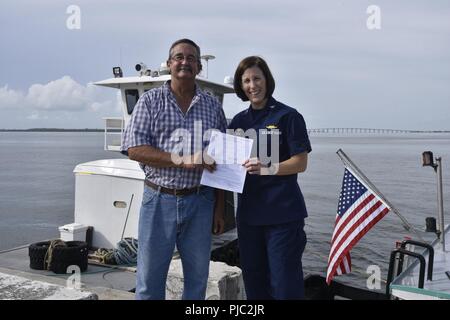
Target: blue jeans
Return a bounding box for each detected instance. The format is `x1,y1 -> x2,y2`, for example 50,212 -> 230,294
135,185 -> 215,300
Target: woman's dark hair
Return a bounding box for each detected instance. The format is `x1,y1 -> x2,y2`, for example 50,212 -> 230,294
233,56 -> 275,102
167,38 -> 202,71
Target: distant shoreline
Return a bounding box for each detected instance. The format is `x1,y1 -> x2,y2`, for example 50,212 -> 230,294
1,128 -> 449,133
0,128 -> 103,132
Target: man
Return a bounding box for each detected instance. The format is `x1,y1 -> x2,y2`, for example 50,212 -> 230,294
121,39 -> 226,300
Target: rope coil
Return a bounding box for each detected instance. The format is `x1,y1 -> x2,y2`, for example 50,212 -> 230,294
114,237 -> 138,265
91,237 -> 138,266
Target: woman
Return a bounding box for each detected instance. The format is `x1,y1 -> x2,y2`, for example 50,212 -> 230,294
228,56 -> 311,300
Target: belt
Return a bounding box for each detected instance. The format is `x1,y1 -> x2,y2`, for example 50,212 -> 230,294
144,180 -> 201,196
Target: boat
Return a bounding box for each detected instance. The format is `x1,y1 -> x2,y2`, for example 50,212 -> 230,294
302,227 -> 450,300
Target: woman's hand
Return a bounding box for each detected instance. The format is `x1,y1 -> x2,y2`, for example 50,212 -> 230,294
242,153 -> 308,176
243,157 -> 263,175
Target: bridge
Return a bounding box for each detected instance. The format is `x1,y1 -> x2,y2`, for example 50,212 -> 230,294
307,128 -> 450,134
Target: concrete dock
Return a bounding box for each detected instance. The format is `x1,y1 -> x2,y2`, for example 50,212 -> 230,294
0,231 -> 244,300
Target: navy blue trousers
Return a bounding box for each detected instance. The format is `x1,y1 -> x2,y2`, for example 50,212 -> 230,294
237,219 -> 307,300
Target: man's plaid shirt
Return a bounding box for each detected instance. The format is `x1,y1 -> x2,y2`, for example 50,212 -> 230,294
121,81 -> 227,189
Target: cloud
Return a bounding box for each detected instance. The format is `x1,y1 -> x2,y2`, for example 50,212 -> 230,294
0,76 -> 116,113
26,76 -> 92,111
26,112 -> 49,121
0,85 -> 23,108
25,76 -> 110,112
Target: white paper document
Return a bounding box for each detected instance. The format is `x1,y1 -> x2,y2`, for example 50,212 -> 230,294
200,131 -> 253,193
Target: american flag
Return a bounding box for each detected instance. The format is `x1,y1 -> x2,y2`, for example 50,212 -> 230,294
326,167 -> 390,284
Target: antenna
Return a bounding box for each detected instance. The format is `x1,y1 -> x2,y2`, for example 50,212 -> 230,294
119,47 -> 123,69
201,54 -> 215,78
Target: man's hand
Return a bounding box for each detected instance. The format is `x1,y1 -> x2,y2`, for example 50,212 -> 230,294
213,189 -> 225,235
213,209 -> 225,235
182,151 -> 216,172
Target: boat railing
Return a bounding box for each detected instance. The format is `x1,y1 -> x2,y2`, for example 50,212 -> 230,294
103,117 -> 124,152
399,240 -> 434,281
386,248 -> 427,296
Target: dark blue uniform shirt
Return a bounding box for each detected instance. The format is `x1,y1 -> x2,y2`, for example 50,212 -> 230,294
228,97 -> 312,225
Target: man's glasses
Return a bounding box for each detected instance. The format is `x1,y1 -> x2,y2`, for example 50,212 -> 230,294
171,54 -> 198,63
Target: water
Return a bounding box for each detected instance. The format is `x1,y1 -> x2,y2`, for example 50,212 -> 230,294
0,132 -> 117,250
1,132 -> 449,290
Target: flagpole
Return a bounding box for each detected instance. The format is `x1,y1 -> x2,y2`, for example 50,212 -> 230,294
336,148 -> 425,242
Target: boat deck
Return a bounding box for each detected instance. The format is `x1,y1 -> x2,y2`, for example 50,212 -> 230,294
390,224 -> 450,299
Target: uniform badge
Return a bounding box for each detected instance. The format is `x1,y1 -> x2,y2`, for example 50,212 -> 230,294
262,124 -> 281,135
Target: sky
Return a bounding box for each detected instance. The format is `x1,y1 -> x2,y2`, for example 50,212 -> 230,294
0,0 -> 449,130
